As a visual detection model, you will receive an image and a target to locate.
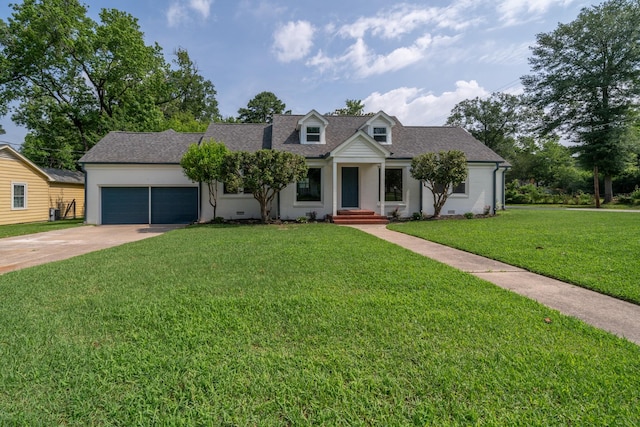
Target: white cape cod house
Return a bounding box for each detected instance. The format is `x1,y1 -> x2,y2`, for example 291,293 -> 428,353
79,110 -> 509,225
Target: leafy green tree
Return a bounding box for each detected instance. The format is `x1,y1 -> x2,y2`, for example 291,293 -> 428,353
509,136 -> 582,191
159,48 -> 220,122
0,0 -> 218,168
164,112 -> 209,133
180,140 -> 229,220
410,150 -> 468,218
446,92 -> 538,161
522,0 -> 640,205
224,150 -> 307,222
237,91 -> 287,123
329,99 -> 366,116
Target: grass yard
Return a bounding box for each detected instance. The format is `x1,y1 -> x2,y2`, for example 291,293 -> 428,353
0,224 -> 639,425
0,219 -> 84,238
389,209 -> 640,305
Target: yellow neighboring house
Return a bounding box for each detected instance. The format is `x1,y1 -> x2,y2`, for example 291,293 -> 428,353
1,144 -> 85,225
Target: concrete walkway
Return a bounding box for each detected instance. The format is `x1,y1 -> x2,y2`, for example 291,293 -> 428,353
0,225 -> 180,275
348,224 -> 640,346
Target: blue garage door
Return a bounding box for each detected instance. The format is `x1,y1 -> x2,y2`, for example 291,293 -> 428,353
101,187 -> 149,224
151,187 -> 198,224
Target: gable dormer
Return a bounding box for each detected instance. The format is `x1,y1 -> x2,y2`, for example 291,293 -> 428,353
361,111 -> 396,145
297,110 -> 329,144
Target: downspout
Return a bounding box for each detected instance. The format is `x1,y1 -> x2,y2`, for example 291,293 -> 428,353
198,181 -> 202,223
80,163 -> 87,224
419,180 -> 423,217
492,162 -> 500,215
277,191 -> 281,221
501,166 -> 508,210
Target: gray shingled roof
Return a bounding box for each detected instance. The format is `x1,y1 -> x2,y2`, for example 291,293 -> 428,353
203,123 -> 270,151
42,168 -> 85,184
78,130 -> 203,164
268,114 -> 507,163
79,114 -> 507,164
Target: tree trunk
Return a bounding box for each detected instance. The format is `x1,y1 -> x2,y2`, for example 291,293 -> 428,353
603,175 -> 613,204
593,165 -> 601,208
431,189 -> 441,218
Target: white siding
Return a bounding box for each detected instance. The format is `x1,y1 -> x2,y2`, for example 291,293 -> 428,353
201,186 -> 261,221
339,140 -> 380,158
420,163 -> 500,216
84,164 -> 195,224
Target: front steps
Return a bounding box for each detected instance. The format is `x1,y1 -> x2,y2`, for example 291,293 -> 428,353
328,209 -> 389,225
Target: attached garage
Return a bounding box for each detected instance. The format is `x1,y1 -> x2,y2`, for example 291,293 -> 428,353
101,186 -> 198,225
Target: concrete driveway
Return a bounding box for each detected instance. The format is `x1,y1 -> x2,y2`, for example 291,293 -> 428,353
0,225 -> 182,274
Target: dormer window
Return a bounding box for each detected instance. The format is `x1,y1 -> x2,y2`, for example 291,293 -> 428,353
373,127 -> 387,143
297,110 -> 329,145
306,126 -> 321,142
361,112 -> 395,145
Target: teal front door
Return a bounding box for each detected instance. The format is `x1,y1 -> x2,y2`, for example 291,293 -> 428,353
341,167 -> 359,208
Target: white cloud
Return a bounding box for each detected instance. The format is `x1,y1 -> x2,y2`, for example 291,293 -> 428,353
337,2 -> 478,40
189,0 -> 213,19
273,21 -> 315,62
307,33 -> 461,78
167,3 -> 188,27
363,81 -> 489,125
497,0 -> 575,26
166,0 -> 213,27
478,41 -> 531,65
305,2 -> 478,78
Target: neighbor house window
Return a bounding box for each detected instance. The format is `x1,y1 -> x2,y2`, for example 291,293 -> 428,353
12,183 -> 26,209
379,169 -> 403,202
306,126 -> 321,143
297,168 -> 322,202
373,127 -> 387,143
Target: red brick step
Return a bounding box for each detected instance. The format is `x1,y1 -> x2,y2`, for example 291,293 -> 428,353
329,209 -> 389,225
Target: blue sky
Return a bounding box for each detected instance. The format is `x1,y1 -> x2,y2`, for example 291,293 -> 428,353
1,0 -> 599,146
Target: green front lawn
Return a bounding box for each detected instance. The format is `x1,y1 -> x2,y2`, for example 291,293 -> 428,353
0,219 -> 84,238
0,224 -> 638,425
389,209 -> 640,304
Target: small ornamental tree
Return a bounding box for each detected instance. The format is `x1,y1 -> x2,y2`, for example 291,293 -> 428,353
410,150 -> 468,218
180,139 -> 229,220
224,150 -> 308,223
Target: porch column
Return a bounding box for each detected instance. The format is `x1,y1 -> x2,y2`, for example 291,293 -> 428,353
332,158 -> 338,216
379,161 -> 385,216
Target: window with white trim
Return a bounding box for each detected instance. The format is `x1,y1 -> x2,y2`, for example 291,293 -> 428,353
297,168 -> 322,202
12,183 -> 27,209
306,126 -> 321,143
373,127 -> 388,143
435,181 -> 467,195
379,169 -> 403,202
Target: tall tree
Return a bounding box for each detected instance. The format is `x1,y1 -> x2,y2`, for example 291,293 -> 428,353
180,140 -> 229,220
0,0 -> 219,168
159,48 -> 220,122
446,92 -> 537,161
329,99 -> 366,116
522,0 -> 640,204
237,91 -> 287,123
410,150 -> 468,218
224,150 -> 307,223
